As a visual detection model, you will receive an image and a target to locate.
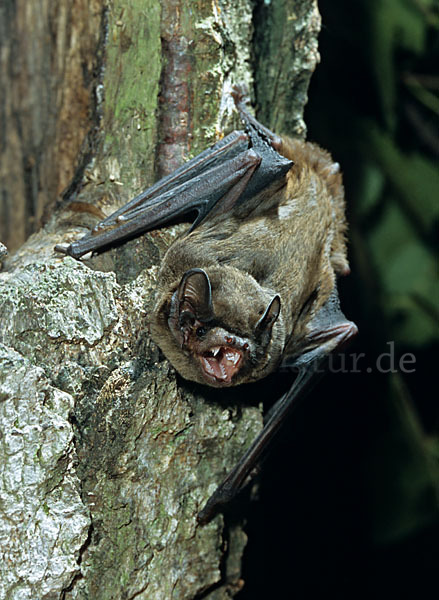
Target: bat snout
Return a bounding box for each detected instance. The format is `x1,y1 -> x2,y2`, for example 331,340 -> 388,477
199,346 -> 243,385
198,337 -> 251,386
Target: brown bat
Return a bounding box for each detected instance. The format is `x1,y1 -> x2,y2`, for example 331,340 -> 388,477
56,88 -> 358,523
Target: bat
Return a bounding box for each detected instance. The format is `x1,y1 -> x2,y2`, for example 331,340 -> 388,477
56,87 -> 358,523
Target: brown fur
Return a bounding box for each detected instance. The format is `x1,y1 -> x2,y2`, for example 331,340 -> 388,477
150,137 -> 349,386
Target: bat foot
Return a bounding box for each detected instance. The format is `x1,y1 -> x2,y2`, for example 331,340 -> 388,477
231,84 -> 251,109
232,85 -> 283,152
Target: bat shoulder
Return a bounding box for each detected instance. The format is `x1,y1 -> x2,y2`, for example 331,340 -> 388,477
280,137 -> 343,196
280,136 -> 350,277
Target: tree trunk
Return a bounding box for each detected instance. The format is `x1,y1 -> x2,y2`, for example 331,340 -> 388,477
0,1 -> 320,598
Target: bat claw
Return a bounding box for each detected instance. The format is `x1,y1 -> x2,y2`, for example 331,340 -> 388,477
197,483 -> 235,525
54,243 -> 70,255
196,504 -> 215,525
232,85 -> 283,152
231,84 -> 251,109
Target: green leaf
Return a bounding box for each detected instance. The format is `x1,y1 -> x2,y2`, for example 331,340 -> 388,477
367,199 -> 439,346
364,123 -> 439,234
367,373 -> 439,544
366,0 -> 427,128
354,162 -> 386,219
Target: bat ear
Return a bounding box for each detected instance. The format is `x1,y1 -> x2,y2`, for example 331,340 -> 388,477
178,268 -> 214,321
256,295 -> 281,333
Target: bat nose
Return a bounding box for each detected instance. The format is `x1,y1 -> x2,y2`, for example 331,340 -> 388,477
224,336 -> 250,353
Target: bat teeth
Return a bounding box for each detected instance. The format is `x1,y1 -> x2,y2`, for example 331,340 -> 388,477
202,358 -> 216,376
225,351 -> 240,365
199,346 -> 242,385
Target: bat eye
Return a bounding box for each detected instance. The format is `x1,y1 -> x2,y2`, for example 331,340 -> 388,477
196,326 -> 207,338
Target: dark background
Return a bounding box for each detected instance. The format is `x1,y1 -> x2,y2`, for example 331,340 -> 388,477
238,1 -> 439,598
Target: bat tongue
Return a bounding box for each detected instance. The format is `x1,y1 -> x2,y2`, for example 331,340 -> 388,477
200,347 -> 242,384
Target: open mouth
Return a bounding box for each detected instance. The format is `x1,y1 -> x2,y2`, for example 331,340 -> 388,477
199,346 -> 243,385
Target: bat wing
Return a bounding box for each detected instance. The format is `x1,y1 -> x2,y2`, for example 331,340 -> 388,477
197,287 -> 358,523
56,99 -> 292,259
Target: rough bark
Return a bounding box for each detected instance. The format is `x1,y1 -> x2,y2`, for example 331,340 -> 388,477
0,0 -> 104,253
0,1 -> 320,598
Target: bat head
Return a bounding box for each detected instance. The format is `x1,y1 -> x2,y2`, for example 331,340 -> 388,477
152,267 -> 285,387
